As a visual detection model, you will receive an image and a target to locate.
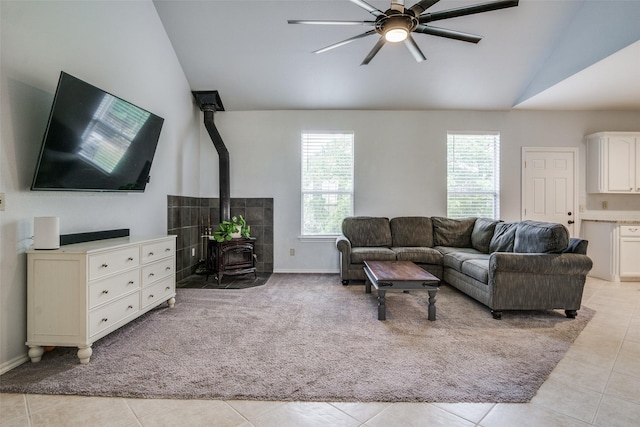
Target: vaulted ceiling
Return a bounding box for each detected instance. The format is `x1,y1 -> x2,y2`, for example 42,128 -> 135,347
153,0 -> 640,112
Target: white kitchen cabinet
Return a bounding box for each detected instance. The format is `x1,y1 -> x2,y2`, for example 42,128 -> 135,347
619,225 -> 640,278
26,235 -> 176,364
582,220 -> 640,282
586,132 -> 640,194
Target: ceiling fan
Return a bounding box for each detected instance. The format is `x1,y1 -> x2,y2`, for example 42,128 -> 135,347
288,0 -> 519,65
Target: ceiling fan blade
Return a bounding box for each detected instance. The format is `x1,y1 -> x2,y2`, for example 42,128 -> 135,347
361,37 -> 386,65
409,0 -> 441,15
288,20 -> 375,26
314,30 -> 377,54
350,0 -> 386,18
419,0 -> 518,23
404,35 -> 426,62
414,24 -> 482,43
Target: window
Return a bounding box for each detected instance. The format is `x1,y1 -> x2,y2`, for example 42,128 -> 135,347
301,132 -> 354,235
447,132 -> 500,219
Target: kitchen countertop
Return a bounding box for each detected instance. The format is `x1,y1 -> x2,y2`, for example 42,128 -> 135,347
581,219 -> 640,224
580,210 -> 640,223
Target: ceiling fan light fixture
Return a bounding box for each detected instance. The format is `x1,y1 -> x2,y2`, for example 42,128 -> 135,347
385,27 -> 408,42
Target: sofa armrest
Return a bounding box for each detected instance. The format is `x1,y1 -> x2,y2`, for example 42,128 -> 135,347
336,235 -> 352,280
336,234 -> 352,254
490,252 -> 593,276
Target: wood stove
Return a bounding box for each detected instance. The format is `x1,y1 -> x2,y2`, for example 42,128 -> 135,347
207,237 -> 257,285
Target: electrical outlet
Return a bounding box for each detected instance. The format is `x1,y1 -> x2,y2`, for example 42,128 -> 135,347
191,248 -> 196,257
602,201 -> 608,209
0,192 -> 4,211
290,248 -> 295,256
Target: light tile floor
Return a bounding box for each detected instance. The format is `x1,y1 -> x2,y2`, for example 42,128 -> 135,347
1,277 -> 639,427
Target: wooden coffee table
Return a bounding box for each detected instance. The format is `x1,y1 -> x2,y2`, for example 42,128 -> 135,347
363,260 -> 440,321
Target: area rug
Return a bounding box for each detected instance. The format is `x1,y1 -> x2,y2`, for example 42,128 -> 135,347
0,274 -> 593,403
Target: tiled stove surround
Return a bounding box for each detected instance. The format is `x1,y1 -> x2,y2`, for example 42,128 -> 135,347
168,196 -> 273,282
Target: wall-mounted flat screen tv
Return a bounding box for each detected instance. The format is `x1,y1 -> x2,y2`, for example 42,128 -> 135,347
31,72 -> 164,192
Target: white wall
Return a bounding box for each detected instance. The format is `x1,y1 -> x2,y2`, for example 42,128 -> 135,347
0,1 -> 200,370
199,110 -> 640,273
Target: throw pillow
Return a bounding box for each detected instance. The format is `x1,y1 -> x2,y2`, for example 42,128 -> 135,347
514,221 -> 570,253
489,222 -> 517,252
471,218 -> 500,253
432,217 -> 476,248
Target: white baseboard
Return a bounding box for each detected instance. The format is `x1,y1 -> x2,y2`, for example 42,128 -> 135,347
273,269 -> 340,274
0,353 -> 29,375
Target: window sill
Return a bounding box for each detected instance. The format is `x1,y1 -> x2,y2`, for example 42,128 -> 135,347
298,235 -> 340,243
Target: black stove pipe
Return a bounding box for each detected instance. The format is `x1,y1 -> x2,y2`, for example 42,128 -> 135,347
192,91 -> 229,224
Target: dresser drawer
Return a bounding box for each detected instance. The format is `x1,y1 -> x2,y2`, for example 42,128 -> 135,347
89,293 -> 139,337
141,258 -> 174,286
89,247 -> 139,280
89,270 -> 139,309
141,276 -> 174,309
620,225 -> 640,237
142,239 -> 175,264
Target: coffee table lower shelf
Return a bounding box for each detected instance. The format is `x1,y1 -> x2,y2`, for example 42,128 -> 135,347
363,260 -> 440,321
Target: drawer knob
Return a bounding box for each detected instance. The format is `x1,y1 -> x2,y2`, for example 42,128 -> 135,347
165,267 -> 171,271
165,286 -> 170,291
149,273 -> 155,277
101,263 -> 108,268
148,252 -> 154,256
101,318 -> 108,323
128,281 -> 134,285
127,257 -> 134,261
149,294 -> 154,298
630,228 -> 638,232
127,305 -> 134,310
165,248 -> 171,252
101,290 -> 109,294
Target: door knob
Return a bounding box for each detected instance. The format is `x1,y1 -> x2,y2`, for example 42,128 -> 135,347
568,220 -> 575,225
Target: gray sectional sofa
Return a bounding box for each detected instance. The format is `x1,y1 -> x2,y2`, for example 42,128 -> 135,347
336,216 -> 593,319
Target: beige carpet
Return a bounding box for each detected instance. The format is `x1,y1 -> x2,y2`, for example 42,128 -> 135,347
0,273 -> 593,402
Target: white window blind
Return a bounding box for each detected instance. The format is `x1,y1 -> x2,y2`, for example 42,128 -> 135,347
447,132 -> 500,219
301,132 -> 354,235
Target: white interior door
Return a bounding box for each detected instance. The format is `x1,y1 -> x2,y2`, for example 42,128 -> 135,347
522,148 -> 578,237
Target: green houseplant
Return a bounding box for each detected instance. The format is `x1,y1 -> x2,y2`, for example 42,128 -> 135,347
212,215 -> 250,242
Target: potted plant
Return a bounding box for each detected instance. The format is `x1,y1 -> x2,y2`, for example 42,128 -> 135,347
212,215 -> 250,242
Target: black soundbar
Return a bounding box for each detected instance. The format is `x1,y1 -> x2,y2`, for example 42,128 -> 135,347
60,229 -> 130,246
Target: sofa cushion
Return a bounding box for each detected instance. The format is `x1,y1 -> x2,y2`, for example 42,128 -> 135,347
390,217 -> 433,247
460,259 -> 490,284
392,247 -> 443,264
514,221 -> 569,253
442,249 -> 489,271
342,217 -> 392,247
350,247 -> 396,264
489,222 -> 517,252
432,217 -> 476,247
471,218 -> 500,253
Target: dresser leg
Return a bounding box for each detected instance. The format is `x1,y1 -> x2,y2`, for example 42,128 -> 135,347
77,346 -> 92,364
168,297 -> 176,308
28,346 -> 44,363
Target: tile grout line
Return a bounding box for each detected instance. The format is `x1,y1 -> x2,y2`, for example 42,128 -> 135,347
122,398 -> 144,427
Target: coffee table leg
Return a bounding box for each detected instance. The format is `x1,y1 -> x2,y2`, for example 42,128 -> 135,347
365,278 -> 371,294
377,290 -> 386,320
428,289 -> 437,321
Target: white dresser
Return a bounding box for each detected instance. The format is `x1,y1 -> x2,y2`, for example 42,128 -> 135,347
26,235 -> 177,364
